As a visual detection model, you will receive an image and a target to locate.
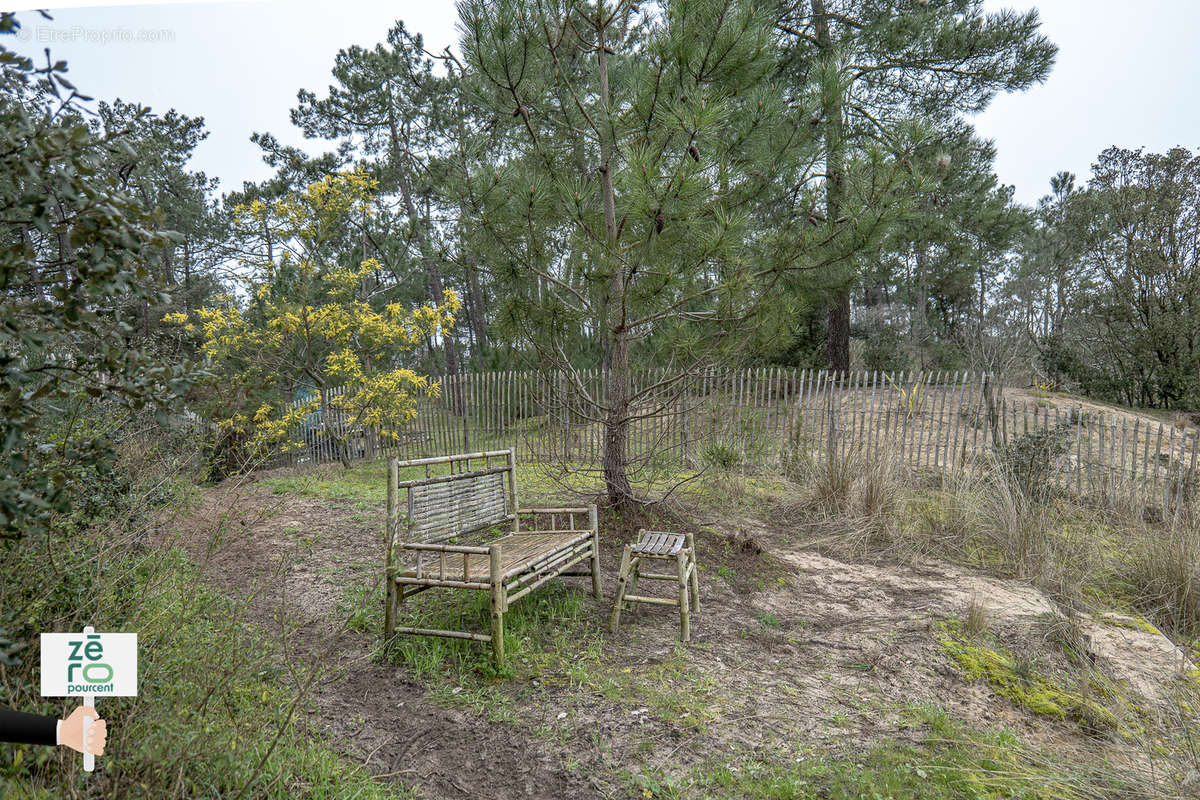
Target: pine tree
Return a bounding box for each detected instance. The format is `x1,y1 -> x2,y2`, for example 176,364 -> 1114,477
291,23 -> 466,379
776,0 -> 1056,371
455,0 -> 901,504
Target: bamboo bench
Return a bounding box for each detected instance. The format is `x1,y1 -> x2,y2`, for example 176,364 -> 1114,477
383,450 -> 601,665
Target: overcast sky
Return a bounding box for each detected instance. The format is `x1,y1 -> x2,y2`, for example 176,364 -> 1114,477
9,0 -> 1200,207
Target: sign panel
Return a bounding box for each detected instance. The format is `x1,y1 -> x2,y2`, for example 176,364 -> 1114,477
40,632 -> 138,698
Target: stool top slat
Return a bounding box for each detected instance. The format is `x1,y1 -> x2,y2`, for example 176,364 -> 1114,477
632,531 -> 686,556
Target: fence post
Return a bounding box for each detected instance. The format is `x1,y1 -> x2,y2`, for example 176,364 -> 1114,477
460,373 -> 470,453
826,372 -> 838,469
982,374 -> 1000,448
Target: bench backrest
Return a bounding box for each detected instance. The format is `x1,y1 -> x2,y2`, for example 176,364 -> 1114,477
392,451 -> 518,545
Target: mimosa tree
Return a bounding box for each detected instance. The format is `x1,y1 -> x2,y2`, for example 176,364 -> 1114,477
167,168 -> 459,469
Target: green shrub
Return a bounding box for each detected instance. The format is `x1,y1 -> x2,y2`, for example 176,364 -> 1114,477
0,431 -> 403,799
995,423 -> 1072,502
702,443 -> 742,471
0,534 -> 405,799
859,319 -> 910,373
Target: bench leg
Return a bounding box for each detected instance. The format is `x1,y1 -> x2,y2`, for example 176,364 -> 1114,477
609,544 -> 633,633
590,528 -> 602,601
687,533 -> 699,612
384,578 -> 395,638
490,603 -> 505,666
676,550 -> 691,642
490,545 -> 505,667
385,578 -> 405,639
589,506 -> 602,600
385,458 -> 399,639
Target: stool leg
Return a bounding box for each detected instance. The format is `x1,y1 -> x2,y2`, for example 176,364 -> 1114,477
609,544 -> 633,633
627,557 -> 642,610
686,533 -> 699,611
676,550 -> 691,642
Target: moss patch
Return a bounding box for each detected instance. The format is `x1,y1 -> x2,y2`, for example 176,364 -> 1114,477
938,623 -> 1121,733
1098,612 -> 1162,635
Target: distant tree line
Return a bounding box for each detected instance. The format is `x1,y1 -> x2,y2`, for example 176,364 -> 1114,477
1013,148 -> 1200,410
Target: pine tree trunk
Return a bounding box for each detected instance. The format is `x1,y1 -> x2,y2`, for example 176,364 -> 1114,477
827,292 -> 850,372
421,195 -> 460,382
597,5 -> 635,507
913,243 -> 930,366
163,240 -> 176,286
183,240 -> 192,301
465,259 -> 489,357
387,96 -> 460,387
603,335 -> 634,506
813,0 -> 851,373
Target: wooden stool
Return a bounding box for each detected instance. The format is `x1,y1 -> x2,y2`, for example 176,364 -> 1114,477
609,529 -> 699,641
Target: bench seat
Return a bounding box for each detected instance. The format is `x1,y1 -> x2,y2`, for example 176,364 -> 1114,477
399,531 -> 592,583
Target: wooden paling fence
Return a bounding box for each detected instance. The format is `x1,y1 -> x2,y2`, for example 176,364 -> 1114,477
286,369 -> 1200,519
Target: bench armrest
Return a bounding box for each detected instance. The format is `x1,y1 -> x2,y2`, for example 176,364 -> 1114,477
401,542 -> 491,555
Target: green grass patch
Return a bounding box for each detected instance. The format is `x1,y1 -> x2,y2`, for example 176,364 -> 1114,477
1,539 -> 409,799
630,703 -> 1136,799
376,580 -> 613,724
596,646 -> 722,733
381,581 -> 601,683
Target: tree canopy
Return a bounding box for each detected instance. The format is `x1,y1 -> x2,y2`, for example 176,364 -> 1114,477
18,1 -> 1200,506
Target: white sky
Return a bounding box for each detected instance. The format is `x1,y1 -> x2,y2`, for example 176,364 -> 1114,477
9,1 -> 1200,207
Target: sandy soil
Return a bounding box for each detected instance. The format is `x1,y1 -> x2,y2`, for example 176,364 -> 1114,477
164,473 -> 1189,798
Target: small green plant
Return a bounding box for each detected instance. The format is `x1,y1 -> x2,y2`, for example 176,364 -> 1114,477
754,612 -> 781,628
702,442 -> 741,471
337,579 -> 378,634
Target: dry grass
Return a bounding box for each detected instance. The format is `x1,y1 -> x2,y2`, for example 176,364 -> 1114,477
698,430 -> 1200,797
784,445 -> 903,522
939,454 -> 1057,578
963,594 -> 990,638
771,425 -> 1200,649
1120,516 -> 1200,639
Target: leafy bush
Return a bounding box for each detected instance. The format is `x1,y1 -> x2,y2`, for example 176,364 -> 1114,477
0,424 -> 400,798
859,319 -> 910,373
0,16 -> 194,538
995,423 -> 1072,502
